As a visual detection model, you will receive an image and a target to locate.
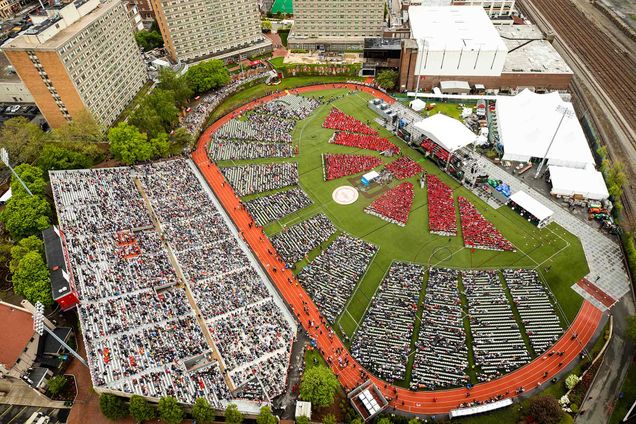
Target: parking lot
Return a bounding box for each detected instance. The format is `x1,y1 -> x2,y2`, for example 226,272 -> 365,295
0,405 -> 68,424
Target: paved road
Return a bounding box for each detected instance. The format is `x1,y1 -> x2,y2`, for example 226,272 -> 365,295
0,404 -> 68,424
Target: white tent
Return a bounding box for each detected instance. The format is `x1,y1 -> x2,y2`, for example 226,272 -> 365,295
509,191 -> 554,227
549,165 -> 609,200
496,89 -> 595,169
410,98 -> 426,112
413,113 -> 477,152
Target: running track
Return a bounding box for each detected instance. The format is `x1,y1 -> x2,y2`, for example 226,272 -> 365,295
191,83 -> 604,415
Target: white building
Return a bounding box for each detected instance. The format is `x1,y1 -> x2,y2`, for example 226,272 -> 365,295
409,6 -> 508,78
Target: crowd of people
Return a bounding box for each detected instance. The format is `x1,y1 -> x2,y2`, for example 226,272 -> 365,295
365,182 -> 415,226
351,262 -> 424,382
323,108 -> 378,135
458,196 -> 514,252
50,158 -> 296,406
182,70 -> 270,134
504,269 -> 563,354
297,235 -> 377,324
385,156 -> 423,180
221,162 -> 299,197
323,153 -> 381,181
244,188 -> 313,227
426,174 -> 457,236
420,138 -> 451,162
209,139 -> 293,161
412,268 -> 469,390
463,270 -> 531,380
332,132 -> 399,155
271,213 -> 337,264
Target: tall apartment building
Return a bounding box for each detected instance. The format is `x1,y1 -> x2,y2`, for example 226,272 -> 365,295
405,0 -> 515,16
1,0 -> 147,128
150,0 -> 272,63
287,0 -> 385,51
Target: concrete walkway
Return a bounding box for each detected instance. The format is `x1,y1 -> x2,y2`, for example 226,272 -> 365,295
0,380 -> 68,409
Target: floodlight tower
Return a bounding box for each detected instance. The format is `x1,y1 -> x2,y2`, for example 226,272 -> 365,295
33,302 -> 88,368
534,105 -> 574,179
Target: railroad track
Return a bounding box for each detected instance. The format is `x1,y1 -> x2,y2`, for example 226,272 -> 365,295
520,0 -> 636,226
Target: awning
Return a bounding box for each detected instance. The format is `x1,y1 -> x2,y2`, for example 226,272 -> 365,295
450,398 -> 513,418
509,191 -> 554,222
413,113 -> 477,152
409,98 -> 426,112
440,80 -> 471,93
548,165 -> 609,200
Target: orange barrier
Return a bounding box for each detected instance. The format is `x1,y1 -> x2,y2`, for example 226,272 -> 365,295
191,83 -> 603,414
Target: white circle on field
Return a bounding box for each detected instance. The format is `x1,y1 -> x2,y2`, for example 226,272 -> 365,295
332,186 -> 359,205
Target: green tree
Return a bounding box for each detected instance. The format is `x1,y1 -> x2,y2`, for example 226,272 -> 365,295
158,68 -> 193,108
108,123 -> 154,165
158,396 -> 183,424
626,315 -> 636,342
36,144 -> 95,173
129,394 -> 155,423
149,132 -> 170,158
407,418 -> 419,424
262,19 -> 272,32
99,393 -> 129,421
0,192 -> 51,240
185,59 -> 231,94
128,102 -> 165,139
52,110 -> 104,144
12,163 -> 47,196
299,365 -> 339,408
565,374 -> 580,390
0,116 -> 47,165
256,406 -> 277,424
527,396 -> 564,424
10,235 -> 44,274
192,397 -> 215,424
296,416 -> 310,424
375,70 -> 399,91
322,415 -> 336,424
351,418 -> 364,424
12,251 -> 52,306
224,403 -> 243,424
129,90 -> 179,137
170,127 -> 194,149
135,29 -> 164,51
47,375 -> 67,396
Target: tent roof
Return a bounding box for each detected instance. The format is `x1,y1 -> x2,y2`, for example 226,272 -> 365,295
509,191 -> 554,221
440,81 -> 470,91
496,89 -> 595,168
414,113 -> 477,152
410,98 -> 426,111
548,165 -> 609,200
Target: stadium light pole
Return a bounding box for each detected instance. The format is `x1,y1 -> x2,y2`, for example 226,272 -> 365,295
534,105 -> 574,179
33,302 -> 88,368
0,148 -> 33,196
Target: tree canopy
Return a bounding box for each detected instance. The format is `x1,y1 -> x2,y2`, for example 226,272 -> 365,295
108,123 -> 169,165
0,116 -> 47,165
129,394 -> 155,423
376,70 -> 399,91
296,416 -> 310,424
51,110 -> 104,144
322,415 -> 336,424
47,375 -> 67,396
627,315 -> 636,343
99,394 -> 129,421
10,235 -> 43,274
299,365 -> 340,408
224,403 -> 243,424
36,144 -> 95,173
192,397 -> 215,424
158,68 -> 193,108
0,192 -> 51,240
129,89 -> 179,137
12,163 -> 47,196
12,251 -> 52,306
527,396 -> 564,424
185,59 -> 231,94
158,396 -> 183,424
135,28 -> 164,51
256,406 -> 277,424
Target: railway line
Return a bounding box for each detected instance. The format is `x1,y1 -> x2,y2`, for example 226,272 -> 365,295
520,0 -> 636,226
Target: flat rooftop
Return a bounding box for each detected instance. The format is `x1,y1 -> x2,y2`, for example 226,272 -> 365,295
364,38 -> 402,50
0,51 -> 20,81
498,24 -> 572,74
409,6 -> 508,51
3,0 -> 116,51
0,303 -> 34,369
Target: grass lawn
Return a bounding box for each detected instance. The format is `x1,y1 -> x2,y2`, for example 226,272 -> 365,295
400,98 -> 477,121
610,356 -> 636,423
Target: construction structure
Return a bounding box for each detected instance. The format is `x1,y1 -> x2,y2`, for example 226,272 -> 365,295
287,0 -> 385,51
1,0 -> 147,127
149,0 -> 271,63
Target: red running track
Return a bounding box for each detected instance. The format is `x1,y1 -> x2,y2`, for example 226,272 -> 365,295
191,83 -> 604,415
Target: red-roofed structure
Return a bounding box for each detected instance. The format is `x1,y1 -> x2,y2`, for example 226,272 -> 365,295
0,302 -> 35,374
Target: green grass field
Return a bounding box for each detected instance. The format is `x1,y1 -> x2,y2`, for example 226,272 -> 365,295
211,83 -> 594,420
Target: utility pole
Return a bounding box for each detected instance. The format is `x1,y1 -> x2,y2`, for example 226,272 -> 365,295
534,105 -> 574,179
33,302 -> 88,368
0,148 -> 33,196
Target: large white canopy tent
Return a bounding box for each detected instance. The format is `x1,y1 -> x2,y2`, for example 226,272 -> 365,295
413,113 -> 477,152
548,165 -> 609,200
496,89 -> 595,169
508,191 -> 554,228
